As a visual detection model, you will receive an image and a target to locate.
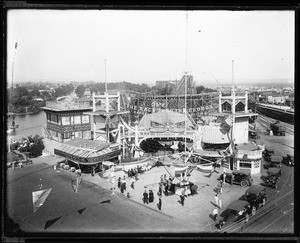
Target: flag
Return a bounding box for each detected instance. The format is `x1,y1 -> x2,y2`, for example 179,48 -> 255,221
32,188 -> 52,213
100,199 -> 111,204
15,42 -> 18,49
44,216 -> 61,230
77,208 -> 86,214
224,115 -> 234,127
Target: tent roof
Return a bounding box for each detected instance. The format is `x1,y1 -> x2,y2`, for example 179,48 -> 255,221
138,110 -> 196,129
202,125 -> 230,144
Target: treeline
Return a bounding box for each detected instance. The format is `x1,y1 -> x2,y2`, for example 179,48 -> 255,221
75,81 -> 154,97
75,81 -> 216,97
7,83 -> 74,114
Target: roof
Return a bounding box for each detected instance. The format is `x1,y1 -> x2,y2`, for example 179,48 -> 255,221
138,110 -> 196,129
245,185 -> 265,195
42,101 -> 92,112
54,144 -> 113,161
233,170 -> 250,176
235,143 -> 261,151
202,125 -> 230,144
212,112 -> 258,118
270,156 -> 282,163
64,138 -> 110,151
267,167 -> 281,174
228,200 -> 249,211
84,110 -> 129,116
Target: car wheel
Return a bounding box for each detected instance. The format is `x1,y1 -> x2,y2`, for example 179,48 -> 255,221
240,180 -> 248,187
262,198 -> 266,206
251,207 -> 256,216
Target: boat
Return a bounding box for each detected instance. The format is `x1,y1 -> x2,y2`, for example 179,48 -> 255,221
197,163 -> 213,173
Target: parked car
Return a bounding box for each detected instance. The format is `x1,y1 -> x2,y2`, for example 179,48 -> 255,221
219,170 -> 253,187
263,148 -> 275,162
240,185 -> 267,213
269,156 -> 282,168
282,154 -> 294,167
219,200 -> 254,224
248,130 -> 259,139
266,167 -> 282,177
261,168 -> 281,189
270,121 -> 286,136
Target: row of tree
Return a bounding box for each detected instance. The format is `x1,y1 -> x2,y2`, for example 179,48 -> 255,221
75,81 -> 216,97
8,83 -> 74,113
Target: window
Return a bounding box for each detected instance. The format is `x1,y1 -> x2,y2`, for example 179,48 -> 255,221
82,115 -> 90,123
239,161 -> 252,168
74,116 -> 81,124
62,116 -> 70,125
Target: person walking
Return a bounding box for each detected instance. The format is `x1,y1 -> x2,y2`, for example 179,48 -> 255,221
157,197 -> 162,210
164,183 -> 169,196
214,194 -> 219,206
222,172 -> 226,184
117,177 -> 121,189
180,189 -> 185,206
158,182 -> 162,196
231,174 -> 234,186
219,181 -> 223,194
143,190 -> 148,204
149,190 -> 154,203
218,199 -> 222,209
130,176 -> 135,189
122,178 -> 127,191
213,207 -> 218,221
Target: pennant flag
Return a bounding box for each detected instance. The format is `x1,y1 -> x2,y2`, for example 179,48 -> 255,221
44,216 -> 61,230
77,208 -> 86,214
32,188 -> 52,213
100,199 -> 111,204
224,115 -> 234,127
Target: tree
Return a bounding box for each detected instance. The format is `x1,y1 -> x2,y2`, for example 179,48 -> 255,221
75,84 -> 86,97
18,135 -> 45,158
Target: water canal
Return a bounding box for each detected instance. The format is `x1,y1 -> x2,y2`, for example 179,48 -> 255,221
7,111 -> 46,141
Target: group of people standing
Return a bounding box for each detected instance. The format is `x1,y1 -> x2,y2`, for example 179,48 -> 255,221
143,189 -> 161,211
212,174 -> 225,229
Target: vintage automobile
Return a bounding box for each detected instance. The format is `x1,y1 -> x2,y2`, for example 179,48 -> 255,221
261,168 -> 281,189
240,185 -> 267,213
248,130 -> 259,139
219,170 -> 253,187
282,154 -> 294,167
269,156 -> 282,168
263,148 -> 275,162
219,199 -> 254,224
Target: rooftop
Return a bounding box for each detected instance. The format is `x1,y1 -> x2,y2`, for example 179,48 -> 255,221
64,138 -> 110,151
42,101 -> 92,112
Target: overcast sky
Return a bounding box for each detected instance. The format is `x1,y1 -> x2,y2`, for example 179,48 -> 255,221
7,10 -> 294,87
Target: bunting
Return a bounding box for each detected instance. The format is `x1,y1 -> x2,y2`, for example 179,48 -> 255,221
32,188 -> 52,213
44,216 -> 61,230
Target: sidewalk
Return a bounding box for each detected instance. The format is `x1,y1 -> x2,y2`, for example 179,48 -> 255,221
77,165 -> 262,232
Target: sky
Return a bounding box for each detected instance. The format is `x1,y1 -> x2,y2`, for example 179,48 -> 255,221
7,10 -> 294,87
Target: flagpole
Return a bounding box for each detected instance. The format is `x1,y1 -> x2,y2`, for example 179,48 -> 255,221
184,13 -> 188,163
12,42 -> 18,91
